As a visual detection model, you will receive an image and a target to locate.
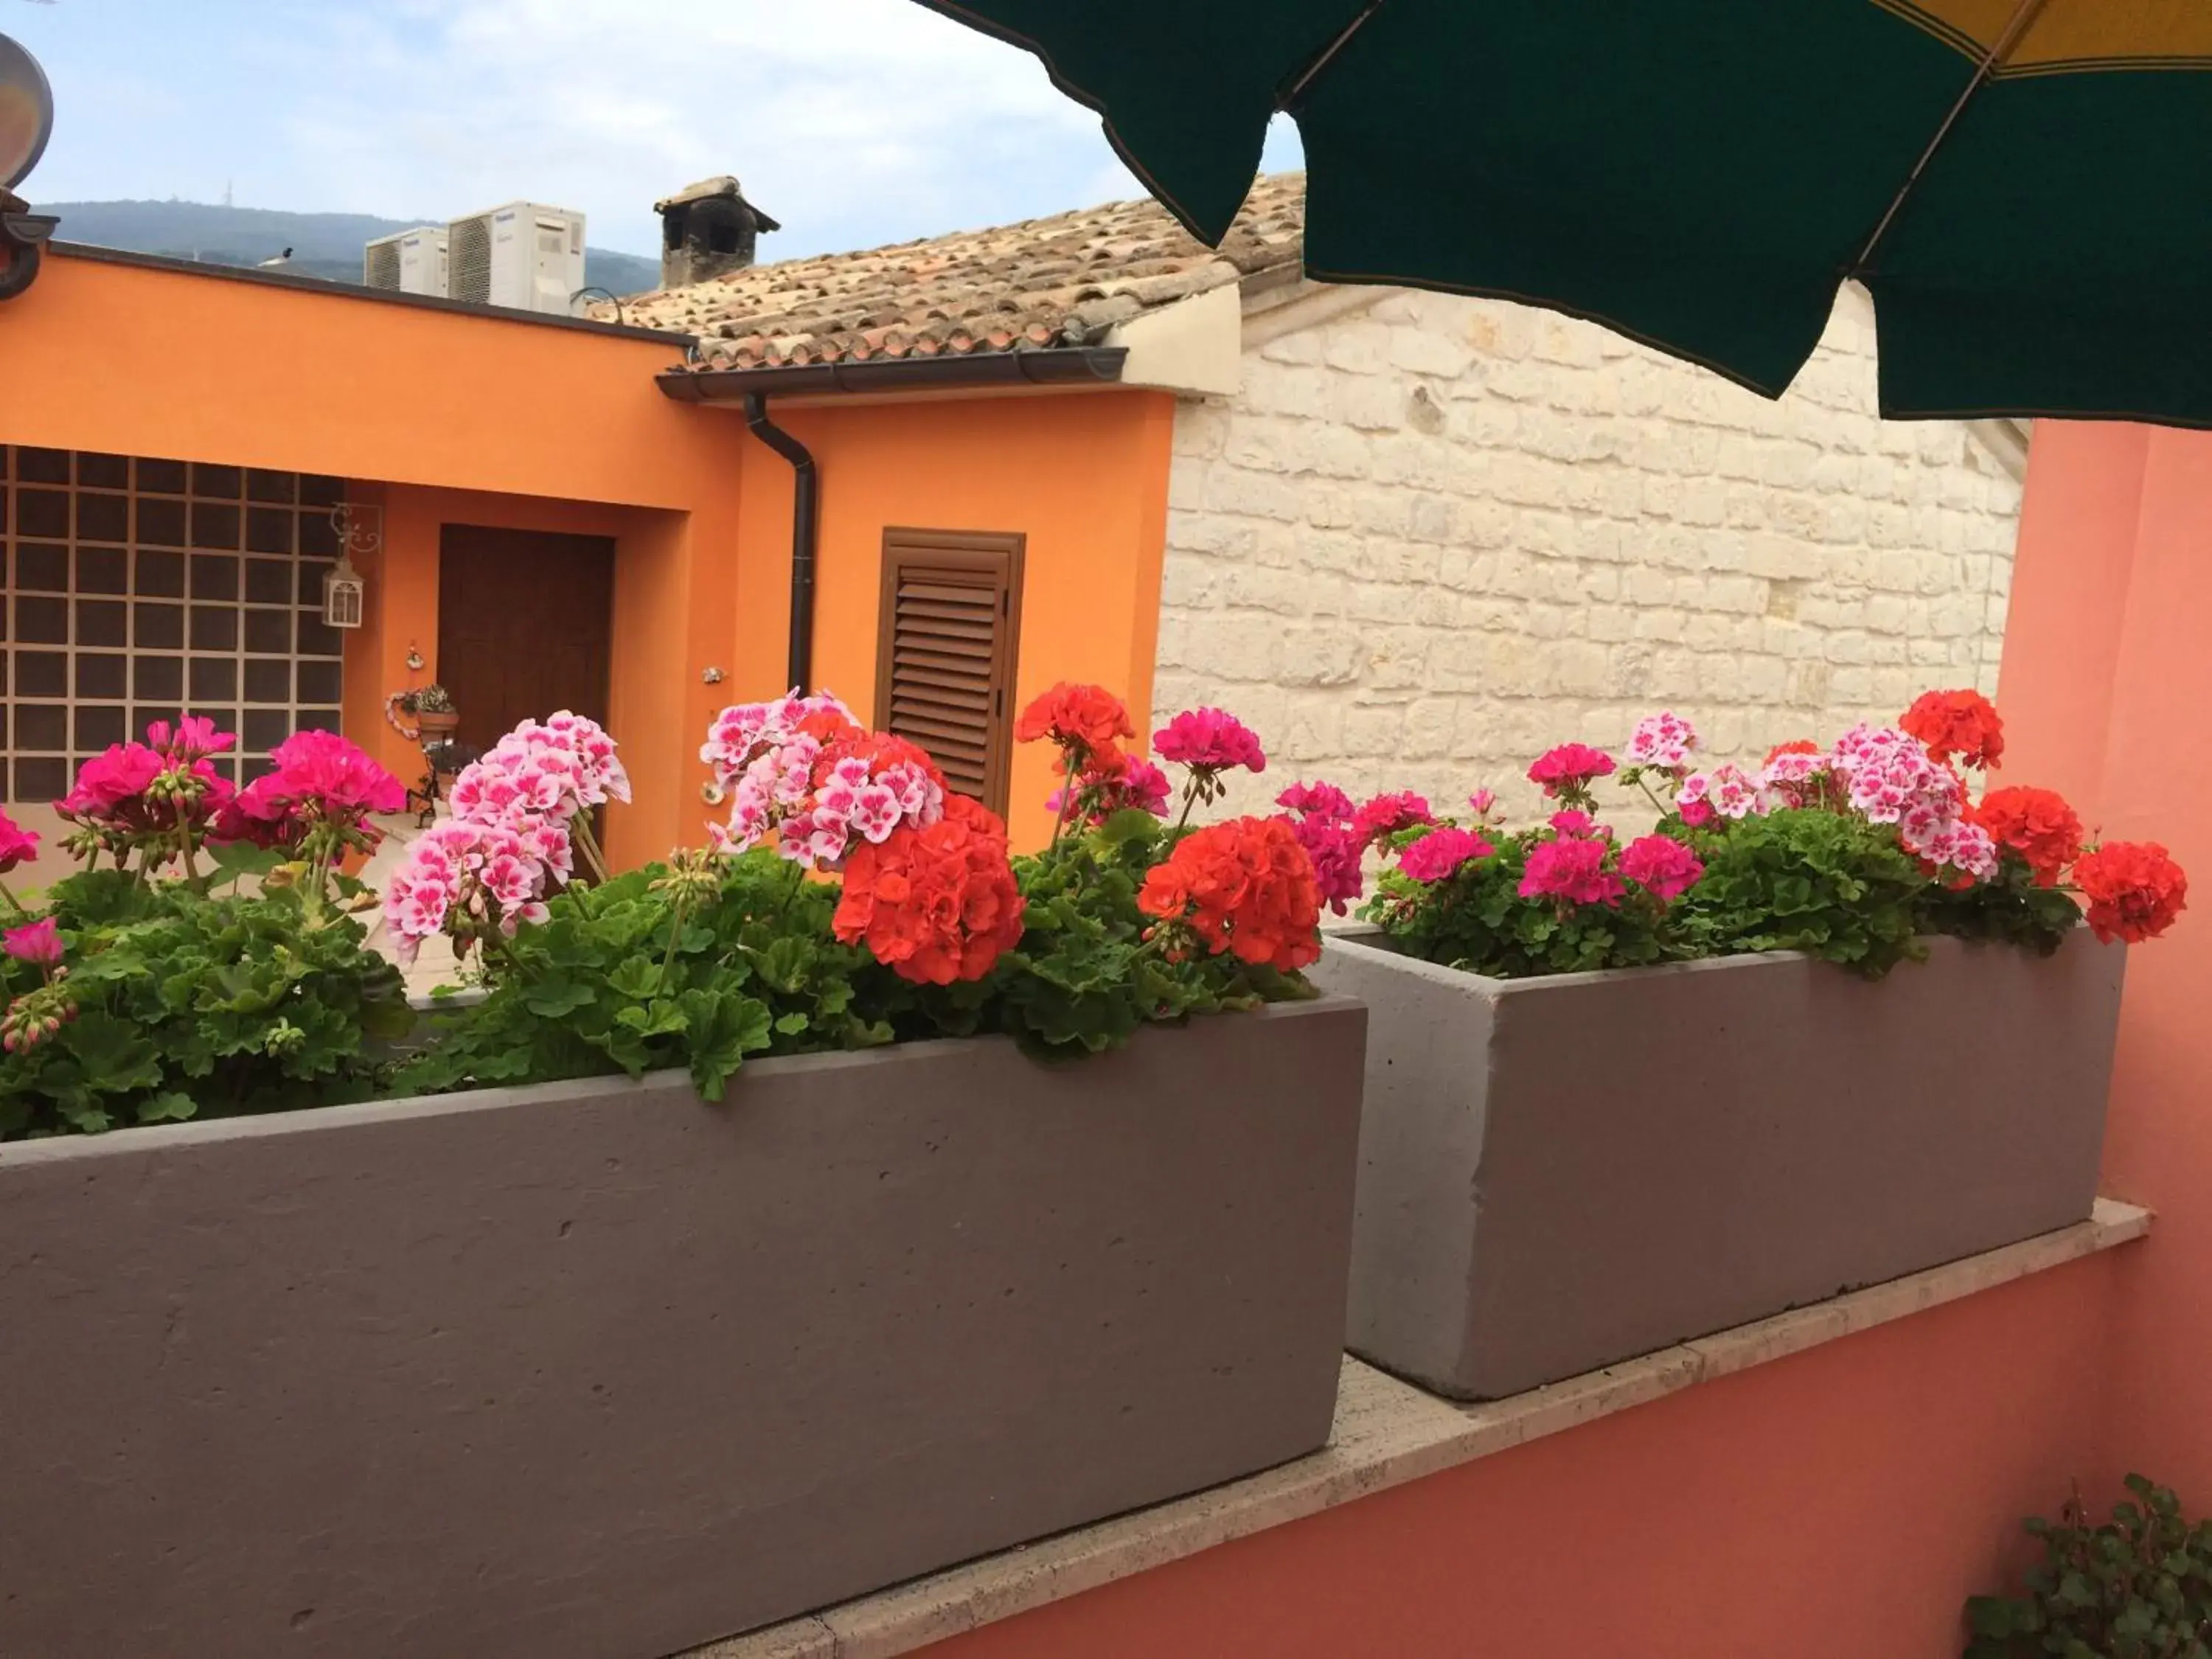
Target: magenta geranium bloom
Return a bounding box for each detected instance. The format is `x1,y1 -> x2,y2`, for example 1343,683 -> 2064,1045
1518,836 -> 1625,907
1153,707 -> 1266,775
1398,827 -> 1494,885
145,715 -> 236,764
1288,814 -> 1366,916
1620,835 -> 1705,900
1278,780 -> 1356,823
1352,791 -> 1434,846
4,917 -> 63,967
0,810 -> 40,875
1526,742 -> 1618,797
59,743 -> 164,817
268,730 -> 407,815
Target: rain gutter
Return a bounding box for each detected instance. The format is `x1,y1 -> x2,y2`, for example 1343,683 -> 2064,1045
655,344 -> 1127,403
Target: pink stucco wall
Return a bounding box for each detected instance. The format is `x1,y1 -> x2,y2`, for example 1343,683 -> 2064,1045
909,421 -> 2212,1657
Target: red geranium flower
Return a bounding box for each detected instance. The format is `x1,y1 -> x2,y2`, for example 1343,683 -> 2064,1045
1971,786 -> 2084,888
1901,689 -> 2005,771
1015,682 -> 1135,758
1765,739 -> 1820,764
1138,815 -> 1321,973
2073,841 -> 2188,945
832,796 -> 1026,984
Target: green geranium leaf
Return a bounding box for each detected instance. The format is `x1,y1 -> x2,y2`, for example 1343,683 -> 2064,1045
523,977 -> 599,1018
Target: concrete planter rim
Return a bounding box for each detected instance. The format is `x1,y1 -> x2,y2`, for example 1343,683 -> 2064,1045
0,995 -> 1359,1167
1325,921 -> 2043,996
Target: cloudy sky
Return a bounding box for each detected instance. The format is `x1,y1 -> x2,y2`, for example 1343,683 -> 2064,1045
8,0 -> 1303,258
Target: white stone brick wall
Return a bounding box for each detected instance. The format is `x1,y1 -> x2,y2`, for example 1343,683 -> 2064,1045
1152,286 -> 2024,822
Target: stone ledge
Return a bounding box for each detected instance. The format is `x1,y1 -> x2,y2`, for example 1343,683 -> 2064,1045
681,1199 -> 2152,1659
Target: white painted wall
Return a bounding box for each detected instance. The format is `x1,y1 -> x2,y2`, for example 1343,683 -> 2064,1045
1152,285 -> 2023,818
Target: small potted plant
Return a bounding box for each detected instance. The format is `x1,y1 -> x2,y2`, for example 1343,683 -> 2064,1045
385,683 -> 459,743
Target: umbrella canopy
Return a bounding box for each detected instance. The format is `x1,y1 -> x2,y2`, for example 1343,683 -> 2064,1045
916,1 -> 2212,426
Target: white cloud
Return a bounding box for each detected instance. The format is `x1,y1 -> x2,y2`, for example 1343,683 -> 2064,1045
233,0 -> 1135,254
15,0 -> 1305,260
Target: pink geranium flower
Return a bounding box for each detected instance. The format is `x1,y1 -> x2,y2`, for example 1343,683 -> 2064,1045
1620,835 -> 1704,900
1548,810 -> 1600,838
1049,753 -> 1172,827
0,810 -> 41,875
59,744 -> 164,817
1153,708 -> 1267,776
1519,836 -> 1625,907
1527,742 -> 1617,798
1352,791 -> 1434,846
1287,815 -> 1366,916
1398,827 -> 1494,885
1277,780 -> 1356,824
144,715 -> 236,765
3,917 -> 63,967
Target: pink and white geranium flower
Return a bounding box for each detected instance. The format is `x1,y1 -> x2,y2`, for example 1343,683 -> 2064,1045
701,692 -> 945,871
1677,762 -> 1775,824
382,818 -> 552,964
1626,712 -> 1699,771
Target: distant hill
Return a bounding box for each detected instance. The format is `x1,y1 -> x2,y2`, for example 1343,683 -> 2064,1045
32,199 -> 665,298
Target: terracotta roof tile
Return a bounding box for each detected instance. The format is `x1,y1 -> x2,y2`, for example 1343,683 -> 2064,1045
614,172 -> 1307,372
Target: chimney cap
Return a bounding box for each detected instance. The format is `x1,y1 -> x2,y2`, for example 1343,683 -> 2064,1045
657,175 -> 753,213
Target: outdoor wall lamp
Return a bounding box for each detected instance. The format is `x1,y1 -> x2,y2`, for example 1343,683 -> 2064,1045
324,503 -> 380,630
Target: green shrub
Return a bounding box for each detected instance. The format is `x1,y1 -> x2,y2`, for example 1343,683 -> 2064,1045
0,873 -> 412,1137
1966,1475 -> 2212,1658
1362,830 -> 1685,978
394,851 -> 905,1103
1677,807 -> 1930,977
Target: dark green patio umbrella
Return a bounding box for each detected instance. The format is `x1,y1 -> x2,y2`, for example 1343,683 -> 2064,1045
915,1 -> 2212,426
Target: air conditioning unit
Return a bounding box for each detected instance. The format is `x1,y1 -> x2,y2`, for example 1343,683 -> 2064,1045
445,201 -> 586,315
363,226 -> 451,296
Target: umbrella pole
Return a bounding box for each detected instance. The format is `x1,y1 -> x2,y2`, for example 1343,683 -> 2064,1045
1281,0 -> 1388,110
1848,0 -> 2053,276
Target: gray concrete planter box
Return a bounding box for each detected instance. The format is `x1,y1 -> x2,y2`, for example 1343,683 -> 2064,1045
1311,929 -> 2124,1401
0,998 -> 1366,1659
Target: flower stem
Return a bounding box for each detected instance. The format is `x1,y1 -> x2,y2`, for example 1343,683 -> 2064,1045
571,813 -> 612,885
0,881 -> 28,919
1048,750 -> 1081,849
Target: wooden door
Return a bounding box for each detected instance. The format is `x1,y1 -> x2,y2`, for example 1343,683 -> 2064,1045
436,526 -> 614,754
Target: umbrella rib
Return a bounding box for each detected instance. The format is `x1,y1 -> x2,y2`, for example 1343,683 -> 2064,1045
1848,0 -> 2052,276
1281,0 -> 1388,110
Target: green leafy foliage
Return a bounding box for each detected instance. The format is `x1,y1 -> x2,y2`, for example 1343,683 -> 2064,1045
1677,807 -> 1930,977
990,815 -> 1307,1055
1921,849 -> 2084,956
0,877 -> 411,1138
1966,1475 -> 2212,1658
1361,831 -> 1683,978
392,850 -> 902,1102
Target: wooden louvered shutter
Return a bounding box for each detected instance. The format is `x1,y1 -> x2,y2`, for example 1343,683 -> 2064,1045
875,529 -> 1024,815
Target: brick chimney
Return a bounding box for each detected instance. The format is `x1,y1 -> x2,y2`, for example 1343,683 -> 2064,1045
655,175 -> 780,289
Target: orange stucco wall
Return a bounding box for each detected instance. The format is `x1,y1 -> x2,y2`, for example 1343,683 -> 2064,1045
1,251 -> 1174,863
909,424 -> 2212,1659
728,389 -> 1178,849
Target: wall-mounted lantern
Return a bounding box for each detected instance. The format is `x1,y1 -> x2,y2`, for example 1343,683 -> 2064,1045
324,502 -> 380,630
